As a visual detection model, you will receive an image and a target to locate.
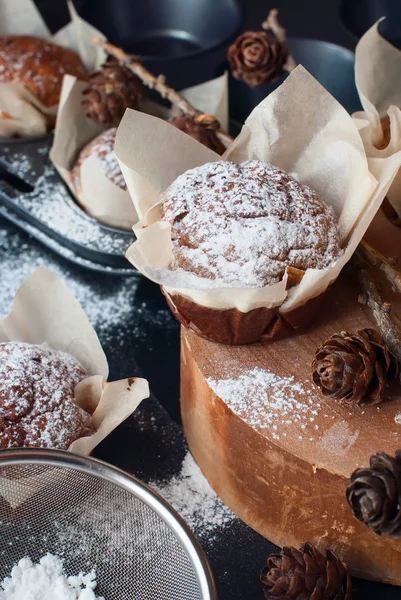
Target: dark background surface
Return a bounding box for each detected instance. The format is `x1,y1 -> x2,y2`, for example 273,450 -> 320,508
1,0 -> 400,597
34,0 -> 357,47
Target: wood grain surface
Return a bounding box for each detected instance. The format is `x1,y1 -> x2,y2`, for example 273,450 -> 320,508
180,209 -> 401,585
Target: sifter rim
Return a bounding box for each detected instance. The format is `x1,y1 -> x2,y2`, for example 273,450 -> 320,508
0,447 -> 217,600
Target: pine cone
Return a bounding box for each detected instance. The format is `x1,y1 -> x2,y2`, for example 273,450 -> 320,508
261,542 -> 352,600
82,59 -> 144,125
346,451 -> 401,537
312,328 -> 398,405
169,113 -> 226,155
227,30 -> 288,88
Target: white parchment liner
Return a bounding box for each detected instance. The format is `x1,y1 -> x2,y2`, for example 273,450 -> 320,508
0,266 -> 149,507
116,65 -> 401,317
353,19 -> 401,219
0,0 -> 106,138
50,71 -> 228,229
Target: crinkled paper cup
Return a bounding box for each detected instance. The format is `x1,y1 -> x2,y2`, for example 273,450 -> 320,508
50,70 -> 228,229
353,19 -> 401,221
116,66 -> 401,345
0,266 -> 149,507
0,0 -> 106,139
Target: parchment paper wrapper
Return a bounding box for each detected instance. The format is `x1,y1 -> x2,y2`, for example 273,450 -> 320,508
0,0 -> 106,138
0,266 -> 149,507
50,71 -> 228,229
353,20 -> 401,219
116,65 -> 401,345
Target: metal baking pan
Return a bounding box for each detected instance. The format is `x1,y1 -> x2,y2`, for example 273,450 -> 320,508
74,0 -> 242,90
0,137 -> 137,275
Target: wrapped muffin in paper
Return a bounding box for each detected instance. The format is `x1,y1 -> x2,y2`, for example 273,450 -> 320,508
0,0 -> 106,138
50,69 -> 228,229
115,66 -> 401,345
353,19 -> 401,220
0,266 -> 149,458
0,266 -> 149,508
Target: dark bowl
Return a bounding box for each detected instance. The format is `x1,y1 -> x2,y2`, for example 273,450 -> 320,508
340,0 -> 401,43
78,0 -> 243,89
229,37 -> 362,125
79,0 -> 242,58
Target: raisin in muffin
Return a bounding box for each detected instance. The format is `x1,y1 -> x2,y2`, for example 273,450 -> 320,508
0,342 -> 94,450
71,127 -> 126,201
161,160 -> 342,288
0,36 -> 87,108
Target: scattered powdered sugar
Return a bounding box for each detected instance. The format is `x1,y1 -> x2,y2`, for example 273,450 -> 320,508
0,223 -> 178,356
149,452 -> 235,539
2,142 -> 130,255
0,226 -> 133,336
0,553 -> 103,600
162,160 -> 343,287
207,366 -> 321,441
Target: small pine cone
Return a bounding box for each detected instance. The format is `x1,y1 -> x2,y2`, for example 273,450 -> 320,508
346,451 -> 401,537
227,30 -> 288,88
82,58 -> 144,126
169,113 -> 226,155
312,328 -> 398,405
261,542 -> 352,600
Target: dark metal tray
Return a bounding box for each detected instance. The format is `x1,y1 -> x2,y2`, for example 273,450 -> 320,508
0,137 -> 137,275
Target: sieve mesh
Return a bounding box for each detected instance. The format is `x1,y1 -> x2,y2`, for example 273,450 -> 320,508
0,452 -> 214,599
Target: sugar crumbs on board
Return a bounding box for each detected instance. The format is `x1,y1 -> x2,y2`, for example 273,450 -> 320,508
207,366 -> 321,441
0,553 -> 104,600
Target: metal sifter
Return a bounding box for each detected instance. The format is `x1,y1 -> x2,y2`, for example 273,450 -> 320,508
0,448 -> 216,600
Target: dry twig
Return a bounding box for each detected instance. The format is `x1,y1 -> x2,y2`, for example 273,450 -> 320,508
358,240 -> 401,293
94,36 -> 233,148
262,8 -> 297,73
353,251 -> 401,370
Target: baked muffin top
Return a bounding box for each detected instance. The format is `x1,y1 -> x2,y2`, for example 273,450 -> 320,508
161,160 -> 342,288
0,342 -> 93,450
0,36 -> 87,107
71,127 -> 126,198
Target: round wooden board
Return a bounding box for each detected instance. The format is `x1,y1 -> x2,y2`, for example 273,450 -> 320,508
180,210 -> 401,586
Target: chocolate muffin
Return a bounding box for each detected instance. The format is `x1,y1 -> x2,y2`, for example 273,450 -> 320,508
0,36 -> 87,108
71,127 -> 126,201
161,160 -> 342,288
0,342 -> 94,450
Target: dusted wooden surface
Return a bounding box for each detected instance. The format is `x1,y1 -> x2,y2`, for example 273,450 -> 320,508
180,209 -> 401,585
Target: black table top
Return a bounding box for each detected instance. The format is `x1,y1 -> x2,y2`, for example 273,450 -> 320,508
0,215 -> 399,599
2,0 -> 400,597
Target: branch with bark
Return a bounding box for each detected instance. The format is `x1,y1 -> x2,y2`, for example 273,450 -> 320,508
94,36 -> 233,148
262,8 -> 297,73
353,250 -> 401,370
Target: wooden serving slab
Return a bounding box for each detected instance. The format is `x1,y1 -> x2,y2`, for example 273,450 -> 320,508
180,209 -> 401,586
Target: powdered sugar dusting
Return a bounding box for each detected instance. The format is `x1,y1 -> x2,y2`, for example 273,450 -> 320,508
73,128 -> 126,190
207,366 -> 321,442
1,141 -> 131,256
162,160 -> 342,287
0,224 -> 175,350
148,452 -> 235,539
0,554 -> 104,600
0,342 -> 92,450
